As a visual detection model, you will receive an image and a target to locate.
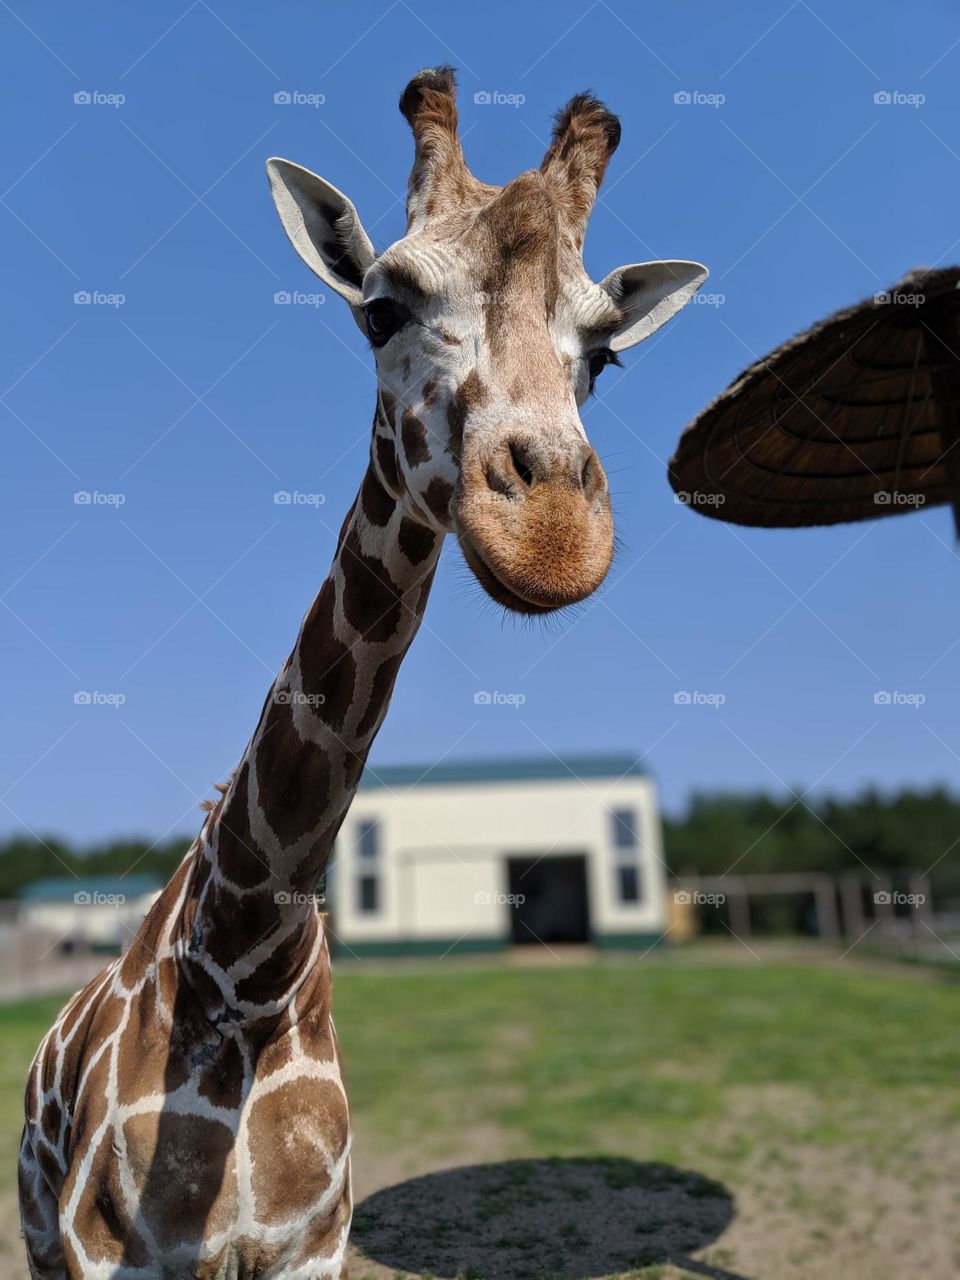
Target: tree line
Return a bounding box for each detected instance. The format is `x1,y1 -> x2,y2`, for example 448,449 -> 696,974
0,834 -> 194,900
1,785 -> 958,900
663,786 -> 960,895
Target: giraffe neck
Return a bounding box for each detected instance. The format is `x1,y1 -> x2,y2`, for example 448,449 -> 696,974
178,453 -> 443,1021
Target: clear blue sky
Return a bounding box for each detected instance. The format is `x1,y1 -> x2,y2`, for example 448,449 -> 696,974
3,1 -> 959,844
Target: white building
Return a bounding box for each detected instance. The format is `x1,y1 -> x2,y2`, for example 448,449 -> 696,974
18,875 -> 163,951
329,756 -> 667,956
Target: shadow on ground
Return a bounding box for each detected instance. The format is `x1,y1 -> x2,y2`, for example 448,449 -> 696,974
352,1157 -> 750,1279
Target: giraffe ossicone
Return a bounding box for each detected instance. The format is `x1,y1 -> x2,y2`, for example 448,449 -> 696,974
19,67 -> 706,1278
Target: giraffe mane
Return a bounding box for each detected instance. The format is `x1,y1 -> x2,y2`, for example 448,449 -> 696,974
199,778 -> 231,815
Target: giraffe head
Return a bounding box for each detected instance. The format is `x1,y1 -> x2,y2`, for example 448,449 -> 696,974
268,68 -> 706,614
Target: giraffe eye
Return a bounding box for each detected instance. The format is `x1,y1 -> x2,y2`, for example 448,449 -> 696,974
586,347 -> 620,391
364,299 -> 408,348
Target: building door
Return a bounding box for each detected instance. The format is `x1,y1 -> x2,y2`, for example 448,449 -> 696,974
506,855 -> 590,945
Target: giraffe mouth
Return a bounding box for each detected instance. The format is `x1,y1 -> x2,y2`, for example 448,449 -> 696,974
454,433 -> 615,614
459,535 -> 580,615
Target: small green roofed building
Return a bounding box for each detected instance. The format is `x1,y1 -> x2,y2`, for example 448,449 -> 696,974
328,754 -> 667,957
18,875 -> 163,950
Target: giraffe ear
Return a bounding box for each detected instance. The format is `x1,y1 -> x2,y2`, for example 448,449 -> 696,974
266,158 -> 375,320
599,260 -> 708,351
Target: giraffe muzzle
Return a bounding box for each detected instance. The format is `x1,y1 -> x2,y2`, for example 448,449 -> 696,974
455,432 -> 614,614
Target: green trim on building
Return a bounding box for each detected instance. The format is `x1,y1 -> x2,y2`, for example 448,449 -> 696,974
593,932 -> 665,951
18,874 -> 162,902
337,936 -> 508,958
336,933 -> 666,957
357,754 -> 646,791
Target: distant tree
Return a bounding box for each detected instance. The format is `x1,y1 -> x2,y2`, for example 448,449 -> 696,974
663,786 -> 960,894
0,834 -> 192,898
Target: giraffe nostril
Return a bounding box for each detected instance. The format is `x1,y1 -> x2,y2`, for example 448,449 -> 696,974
508,440 -> 535,487
579,447 -> 605,501
484,436 -> 605,501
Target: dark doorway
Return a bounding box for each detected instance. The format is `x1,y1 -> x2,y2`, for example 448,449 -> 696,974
507,855 -> 590,944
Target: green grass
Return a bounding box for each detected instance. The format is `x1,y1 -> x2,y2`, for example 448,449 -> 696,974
330,961 -> 960,1163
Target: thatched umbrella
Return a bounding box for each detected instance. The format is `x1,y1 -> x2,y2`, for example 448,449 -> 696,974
669,266 -> 960,534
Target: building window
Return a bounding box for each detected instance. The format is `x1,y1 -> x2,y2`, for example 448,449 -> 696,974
611,808 -> 638,850
617,865 -> 641,904
357,818 -> 379,858
356,818 -> 380,913
358,875 -> 379,913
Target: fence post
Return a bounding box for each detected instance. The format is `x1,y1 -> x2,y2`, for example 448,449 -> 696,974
815,875 -> 839,938
840,874 -> 865,938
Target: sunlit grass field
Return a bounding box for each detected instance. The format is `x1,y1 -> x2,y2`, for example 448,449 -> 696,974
2,954 -> 959,1278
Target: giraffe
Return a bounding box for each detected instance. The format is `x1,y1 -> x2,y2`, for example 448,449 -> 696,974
18,67 -> 706,1278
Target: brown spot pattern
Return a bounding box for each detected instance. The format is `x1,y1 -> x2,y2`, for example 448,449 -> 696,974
398,516 -> 437,565
40,1099 -> 62,1148
340,526 -> 403,643
298,581 -> 357,733
207,762 -> 265,891
254,699 -> 332,846
375,434 -> 402,497
198,1036 -> 245,1109
73,1131 -> 149,1267
360,466 -> 395,528
401,408 -> 431,467
423,477 -> 454,524
356,652 -> 404,739
122,1111 -> 237,1250
447,368 -> 488,456
247,1078 -> 347,1220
